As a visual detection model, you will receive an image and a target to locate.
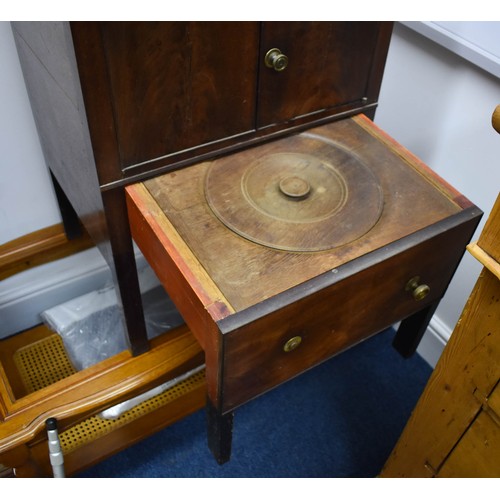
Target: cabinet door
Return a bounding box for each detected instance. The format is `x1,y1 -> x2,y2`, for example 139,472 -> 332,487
100,22 -> 259,169
257,22 -> 384,127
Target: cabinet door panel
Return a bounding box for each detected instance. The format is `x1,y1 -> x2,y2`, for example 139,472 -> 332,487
258,22 -> 381,127
100,22 -> 259,169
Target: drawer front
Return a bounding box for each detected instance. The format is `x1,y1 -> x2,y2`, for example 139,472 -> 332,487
220,220 -> 473,413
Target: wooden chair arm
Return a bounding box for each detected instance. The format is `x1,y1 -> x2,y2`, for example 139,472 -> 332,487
0,326 -> 203,454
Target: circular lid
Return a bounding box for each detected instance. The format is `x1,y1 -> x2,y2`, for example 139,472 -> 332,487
205,134 -> 383,252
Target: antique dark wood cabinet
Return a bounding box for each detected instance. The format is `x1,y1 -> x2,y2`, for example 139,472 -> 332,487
2,22 -> 481,472
11,22 -> 392,352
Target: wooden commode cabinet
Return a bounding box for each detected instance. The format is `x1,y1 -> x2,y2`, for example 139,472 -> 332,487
126,115 -> 480,461
10,22 -> 392,356
0,22 -> 481,471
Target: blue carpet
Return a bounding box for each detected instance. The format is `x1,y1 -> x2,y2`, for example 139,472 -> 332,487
77,328 -> 431,478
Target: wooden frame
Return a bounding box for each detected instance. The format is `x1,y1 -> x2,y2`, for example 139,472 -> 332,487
0,225 -> 205,477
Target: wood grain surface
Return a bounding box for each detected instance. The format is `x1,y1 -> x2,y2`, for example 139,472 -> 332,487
381,194 -> 500,477
144,117 -> 462,311
380,268 -> 500,477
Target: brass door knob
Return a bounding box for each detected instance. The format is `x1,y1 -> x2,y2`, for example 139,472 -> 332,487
405,276 -> 430,301
283,335 -> 302,352
265,48 -> 289,72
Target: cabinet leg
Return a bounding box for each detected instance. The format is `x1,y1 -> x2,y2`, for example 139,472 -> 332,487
110,257 -> 149,356
50,172 -> 149,357
103,189 -> 150,356
393,301 -> 439,358
206,398 -> 233,465
50,171 -> 82,240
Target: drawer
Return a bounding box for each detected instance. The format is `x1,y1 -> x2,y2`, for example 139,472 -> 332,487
126,115 -> 481,415
220,219 -> 477,412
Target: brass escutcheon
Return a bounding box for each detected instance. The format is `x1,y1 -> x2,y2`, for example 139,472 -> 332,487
283,335 -> 302,352
405,276 -> 430,301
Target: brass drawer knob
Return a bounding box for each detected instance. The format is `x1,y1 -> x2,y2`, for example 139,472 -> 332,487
283,335 -> 302,352
265,48 -> 289,72
405,276 -> 430,301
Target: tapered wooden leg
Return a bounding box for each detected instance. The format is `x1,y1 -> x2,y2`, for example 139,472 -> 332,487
102,188 -> 149,356
393,300 -> 439,358
50,167 -> 149,357
206,398 -> 233,464
50,171 -> 82,240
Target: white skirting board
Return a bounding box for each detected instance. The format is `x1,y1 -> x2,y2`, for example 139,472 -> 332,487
1,250 -> 450,368
416,315 -> 449,368
0,246 -> 148,339
0,249 -> 111,338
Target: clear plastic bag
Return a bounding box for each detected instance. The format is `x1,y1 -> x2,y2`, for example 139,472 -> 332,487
41,265 -> 184,370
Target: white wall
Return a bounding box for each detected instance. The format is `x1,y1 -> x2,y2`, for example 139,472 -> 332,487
1,21 -> 499,366
0,22 -> 61,244
0,22 -> 112,336
374,23 -> 500,365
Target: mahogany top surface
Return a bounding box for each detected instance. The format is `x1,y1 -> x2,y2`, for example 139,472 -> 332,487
144,116 -> 462,312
